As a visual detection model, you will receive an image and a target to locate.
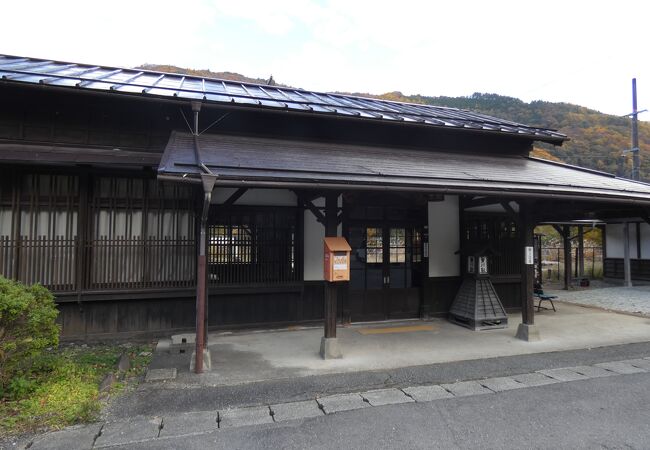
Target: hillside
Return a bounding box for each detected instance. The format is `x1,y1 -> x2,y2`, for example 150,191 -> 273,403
139,65 -> 649,180
373,92 -> 650,181
137,64 -> 281,87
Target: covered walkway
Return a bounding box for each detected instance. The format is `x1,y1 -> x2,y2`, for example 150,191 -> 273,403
149,301 -> 650,387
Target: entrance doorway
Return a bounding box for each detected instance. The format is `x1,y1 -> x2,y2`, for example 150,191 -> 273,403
344,198 -> 426,322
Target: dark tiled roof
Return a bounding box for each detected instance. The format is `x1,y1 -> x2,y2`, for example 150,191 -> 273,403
0,54 -> 567,144
159,132 -> 650,203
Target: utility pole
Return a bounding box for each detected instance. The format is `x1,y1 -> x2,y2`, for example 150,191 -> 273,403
631,78 -> 640,181
624,78 -> 647,180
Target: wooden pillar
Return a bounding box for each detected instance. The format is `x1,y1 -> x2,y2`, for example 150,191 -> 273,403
623,222 -> 632,287
516,201 -> 540,341
536,234 -> 544,286
324,192 -> 338,339
520,205 -> 535,326
194,174 -> 216,374
562,225 -> 571,290
577,226 -> 584,278
321,191 -> 343,359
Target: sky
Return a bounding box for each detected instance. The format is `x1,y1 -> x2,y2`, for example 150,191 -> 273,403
2,0 -> 649,119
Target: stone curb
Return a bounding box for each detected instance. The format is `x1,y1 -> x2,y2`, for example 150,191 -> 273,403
24,356 -> 650,449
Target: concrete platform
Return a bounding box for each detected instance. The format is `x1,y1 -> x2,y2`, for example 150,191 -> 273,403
148,302 -> 650,388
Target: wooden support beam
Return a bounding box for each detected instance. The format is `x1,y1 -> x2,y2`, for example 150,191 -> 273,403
577,226 -> 584,278
463,196 -> 508,209
623,222 -> 632,287
500,201 -> 519,224
324,192 -> 338,340
296,193 -> 326,225
520,202 -> 535,326
222,187 -> 247,207
562,225 -> 571,290
195,174 -> 217,374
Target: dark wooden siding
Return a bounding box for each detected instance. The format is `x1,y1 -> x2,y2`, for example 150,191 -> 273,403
57,283 -> 325,340
604,257 -> 650,281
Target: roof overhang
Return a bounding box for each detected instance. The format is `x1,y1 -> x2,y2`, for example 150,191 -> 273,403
0,141 -> 160,167
157,131 -> 650,206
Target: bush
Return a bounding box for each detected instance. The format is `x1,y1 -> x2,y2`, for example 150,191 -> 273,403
0,277 -> 60,393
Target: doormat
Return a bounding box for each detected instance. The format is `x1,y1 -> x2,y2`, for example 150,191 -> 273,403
357,324 -> 436,335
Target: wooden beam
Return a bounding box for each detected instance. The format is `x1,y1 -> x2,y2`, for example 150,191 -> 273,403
578,225 -> 585,278
222,187 -> 247,207
623,222 -> 632,287
324,192 -> 338,340
500,201 -> 519,224
296,192 -> 326,225
463,196 -> 507,209
562,225 -> 571,290
520,202 -> 535,325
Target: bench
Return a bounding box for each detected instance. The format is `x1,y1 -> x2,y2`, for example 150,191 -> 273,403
533,288 -> 557,312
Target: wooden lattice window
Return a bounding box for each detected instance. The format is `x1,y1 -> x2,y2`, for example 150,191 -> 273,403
207,208 -> 300,285
464,213 -> 520,276
0,171 -> 79,292
88,176 -> 196,290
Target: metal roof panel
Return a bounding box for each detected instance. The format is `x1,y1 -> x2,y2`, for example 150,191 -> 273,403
0,54 -> 568,143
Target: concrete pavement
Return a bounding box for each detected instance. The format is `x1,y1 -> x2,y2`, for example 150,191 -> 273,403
147,302 -> 650,388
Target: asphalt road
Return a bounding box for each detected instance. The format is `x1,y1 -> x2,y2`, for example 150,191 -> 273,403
109,371 -> 650,450
106,341 -> 650,418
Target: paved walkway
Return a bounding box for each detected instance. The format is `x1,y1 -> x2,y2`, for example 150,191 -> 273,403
548,286 -> 650,316
145,303 -> 650,388
25,355 -> 650,449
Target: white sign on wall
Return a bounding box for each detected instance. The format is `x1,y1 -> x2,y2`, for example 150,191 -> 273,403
525,246 -> 534,265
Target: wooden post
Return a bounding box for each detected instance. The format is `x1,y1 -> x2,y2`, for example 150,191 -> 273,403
623,222 -> 632,287
321,192 -> 342,359
324,192 -> 338,338
577,225 -> 584,278
194,174 -> 216,374
535,234 -> 543,285
521,205 -> 534,326
563,225 -> 571,290
516,201 -> 540,341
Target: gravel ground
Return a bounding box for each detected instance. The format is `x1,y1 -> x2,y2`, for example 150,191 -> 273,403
548,285 -> 650,316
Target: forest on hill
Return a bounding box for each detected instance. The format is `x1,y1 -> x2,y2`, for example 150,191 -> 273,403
139,64 -> 649,181
372,92 -> 650,181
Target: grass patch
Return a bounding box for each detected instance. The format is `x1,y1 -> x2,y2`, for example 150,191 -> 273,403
0,343 -> 153,438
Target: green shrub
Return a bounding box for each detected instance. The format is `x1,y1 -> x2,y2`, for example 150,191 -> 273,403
0,277 -> 60,392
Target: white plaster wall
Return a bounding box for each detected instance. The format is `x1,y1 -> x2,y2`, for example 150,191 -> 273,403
641,223 -> 650,259
428,196 -> 460,277
303,196 -> 342,281
211,188 -> 297,206
606,224 -> 638,259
